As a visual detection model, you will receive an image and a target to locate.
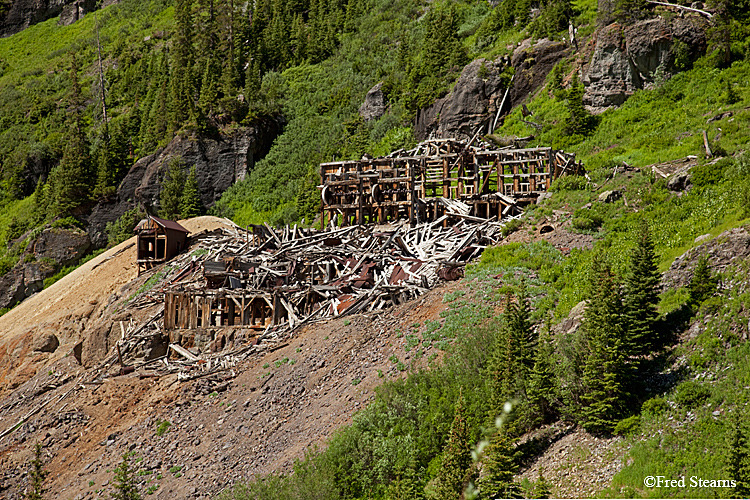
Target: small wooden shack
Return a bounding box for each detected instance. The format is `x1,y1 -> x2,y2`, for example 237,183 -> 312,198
134,215 -> 190,274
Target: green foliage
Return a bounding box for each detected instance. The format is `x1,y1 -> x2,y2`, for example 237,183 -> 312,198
110,452 -> 141,500
106,206 -> 146,246
641,397 -> 669,417
613,415 -> 641,436
154,419 -> 171,437
726,413 -> 750,497
476,431 -> 520,500
21,442 -> 48,500
179,166 -> 203,219
622,221 -> 661,356
580,257 -> 628,434
687,255 -> 719,307
427,393 -> 473,500
159,159 -> 185,220
673,380 -> 711,409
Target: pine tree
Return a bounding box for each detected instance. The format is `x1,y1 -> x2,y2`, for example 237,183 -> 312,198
623,220 -> 661,357
580,257 -> 628,434
21,442 -> 48,500
526,319 -> 557,427
508,279 -> 534,371
180,166 -> 204,218
726,413 -> 750,497
565,73 -> 593,136
159,159 -> 185,220
688,254 -> 719,308
49,53 -> 92,217
477,431 -> 520,500
429,393 -> 473,500
110,452 -> 141,500
533,472 -> 552,498
169,0 -> 196,132
486,294 -> 523,426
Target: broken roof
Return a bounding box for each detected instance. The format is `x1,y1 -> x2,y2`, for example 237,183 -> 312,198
135,215 -> 190,234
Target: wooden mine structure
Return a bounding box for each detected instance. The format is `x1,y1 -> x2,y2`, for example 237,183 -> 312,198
163,290 -> 287,331
135,215 -> 190,275
319,139 -> 582,228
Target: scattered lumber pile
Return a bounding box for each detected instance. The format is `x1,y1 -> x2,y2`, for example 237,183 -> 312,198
97,211 -> 512,382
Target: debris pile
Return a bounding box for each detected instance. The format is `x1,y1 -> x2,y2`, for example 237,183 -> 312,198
98,211 -> 511,382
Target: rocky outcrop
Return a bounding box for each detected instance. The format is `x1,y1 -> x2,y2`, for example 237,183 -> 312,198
662,226 -> 750,291
359,82 -> 387,122
415,58 -> 511,141
86,119 -> 282,247
33,227 -> 91,267
0,228 -> 91,309
0,0 -> 116,37
509,38 -> 570,109
583,16 -> 708,111
415,39 -> 569,141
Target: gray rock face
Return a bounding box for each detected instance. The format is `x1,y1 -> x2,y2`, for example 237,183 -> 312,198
415,58 -> 511,141
415,39 -> 569,141
57,0 -> 94,26
0,269 -> 26,310
509,38 -> 570,110
583,17 -> 708,111
0,0 -> 113,37
359,82 -> 387,122
33,228 -> 91,267
86,120 -> 281,247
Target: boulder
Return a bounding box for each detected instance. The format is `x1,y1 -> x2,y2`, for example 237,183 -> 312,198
0,269 -> 26,309
667,172 -> 691,191
358,82 -> 387,122
33,332 -> 59,353
509,38 -> 570,110
583,17 -> 708,111
662,226 -> 750,290
598,189 -> 621,203
33,228 -> 91,268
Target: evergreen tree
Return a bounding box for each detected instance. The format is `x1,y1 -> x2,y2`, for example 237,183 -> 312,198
477,431 -> 520,500
623,220 -> 661,357
159,159 -> 186,220
180,166 -> 204,218
565,73 -> 594,136
21,442 -> 48,500
533,472 -> 552,498
726,413 -> 750,497
198,55 -> 221,116
580,257 -> 628,434
110,452 -> 141,500
688,254 -> 719,308
486,294 -> 524,428
169,0 -> 196,132
428,393 -> 472,500
508,279 -> 534,371
48,53 -> 93,217
526,319 -> 557,427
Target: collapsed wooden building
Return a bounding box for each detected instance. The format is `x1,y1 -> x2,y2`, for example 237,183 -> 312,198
319,138 -> 582,228
147,138 -> 583,357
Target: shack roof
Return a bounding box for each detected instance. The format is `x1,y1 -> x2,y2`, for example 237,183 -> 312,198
135,215 -> 190,234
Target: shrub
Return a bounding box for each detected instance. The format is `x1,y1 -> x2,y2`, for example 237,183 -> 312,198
551,175 -> 588,192
674,381 -> 711,409
641,397 -> 669,417
614,415 -> 641,436
155,419 -> 171,437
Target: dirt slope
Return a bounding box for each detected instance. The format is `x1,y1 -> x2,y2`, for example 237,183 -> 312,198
0,217 -> 235,398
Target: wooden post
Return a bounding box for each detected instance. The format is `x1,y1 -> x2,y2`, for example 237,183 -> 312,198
408,162 -> 416,226
442,158 -> 449,198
